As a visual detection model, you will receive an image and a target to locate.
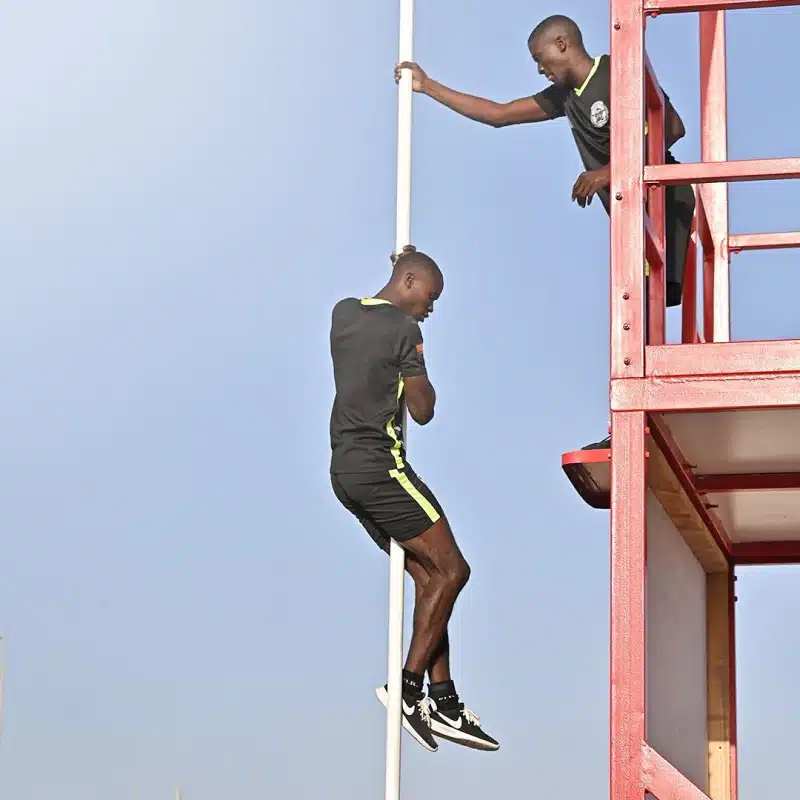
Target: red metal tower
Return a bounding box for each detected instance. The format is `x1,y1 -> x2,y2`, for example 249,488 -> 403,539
563,2 -> 800,798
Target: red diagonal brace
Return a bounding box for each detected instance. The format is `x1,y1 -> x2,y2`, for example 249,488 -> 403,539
642,744 -> 713,800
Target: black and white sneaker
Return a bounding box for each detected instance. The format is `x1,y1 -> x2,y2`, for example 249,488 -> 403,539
429,699 -> 500,751
375,686 -> 438,752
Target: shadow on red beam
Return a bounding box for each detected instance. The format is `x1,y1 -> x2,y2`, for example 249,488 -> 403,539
645,157 -> 800,186
733,541 -> 800,566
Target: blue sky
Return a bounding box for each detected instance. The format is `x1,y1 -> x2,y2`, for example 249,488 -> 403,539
0,1 -> 798,798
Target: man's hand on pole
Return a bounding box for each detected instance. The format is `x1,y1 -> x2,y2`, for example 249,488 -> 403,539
395,62 -> 428,93
571,165 -> 611,208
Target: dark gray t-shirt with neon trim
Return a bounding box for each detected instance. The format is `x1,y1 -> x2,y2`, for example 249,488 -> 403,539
534,54 -> 678,213
330,297 -> 427,475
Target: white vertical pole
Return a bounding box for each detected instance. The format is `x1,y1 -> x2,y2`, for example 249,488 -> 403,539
0,637 -> 5,743
386,1 -> 414,799
385,538 -> 405,800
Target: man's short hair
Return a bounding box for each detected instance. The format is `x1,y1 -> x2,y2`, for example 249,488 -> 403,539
392,245 -> 440,277
529,15 -> 584,47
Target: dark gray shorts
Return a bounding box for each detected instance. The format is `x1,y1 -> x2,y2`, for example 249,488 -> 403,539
331,466 -> 444,553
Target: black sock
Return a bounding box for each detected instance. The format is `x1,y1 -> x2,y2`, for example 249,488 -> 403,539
402,669 -> 424,696
428,679 -> 460,710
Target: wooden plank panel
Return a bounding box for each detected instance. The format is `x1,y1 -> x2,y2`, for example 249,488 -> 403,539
707,573 -> 734,800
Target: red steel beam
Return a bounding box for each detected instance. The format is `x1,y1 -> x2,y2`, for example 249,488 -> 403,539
645,0 -> 800,12
610,0 -> 646,378
646,339 -> 800,377
733,540 -> 800,565
646,72 -> 667,346
682,219 -> 699,343
613,372 -> 800,411
645,158 -> 800,186
695,190 -> 715,254
696,472 -> 800,492
728,231 -> 800,252
645,212 -> 666,275
649,414 -> 734,559
644,53 -> 665,110
610,412 -> 648,800
700,10 -> 730,343
641,745 -> 713,800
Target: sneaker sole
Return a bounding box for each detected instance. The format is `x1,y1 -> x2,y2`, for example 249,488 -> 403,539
375,686 -> 437,753
430,719 -> 500,752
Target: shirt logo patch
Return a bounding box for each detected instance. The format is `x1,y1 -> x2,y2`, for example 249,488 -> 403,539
416,344 -> 424,354
590,100 -> 609,128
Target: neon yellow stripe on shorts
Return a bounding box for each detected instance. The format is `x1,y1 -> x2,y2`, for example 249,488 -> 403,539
389,469 -> 441,524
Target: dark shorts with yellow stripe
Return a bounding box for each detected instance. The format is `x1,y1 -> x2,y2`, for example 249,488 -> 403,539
331,466 -> 444,553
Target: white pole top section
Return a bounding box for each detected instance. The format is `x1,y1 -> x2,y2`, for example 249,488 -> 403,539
395,0 -> 414,255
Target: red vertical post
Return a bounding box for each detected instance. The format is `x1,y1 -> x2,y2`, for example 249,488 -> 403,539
610,2 -> 647,796
682,214 -> 699,343
610,411 -> 648,800
646,82 -> 666,345
699,10 -> 730,342
610,0 -> 646,378
703,244 -> 716,341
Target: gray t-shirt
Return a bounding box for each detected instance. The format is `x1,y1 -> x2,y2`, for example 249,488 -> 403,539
329,297 -> 426,475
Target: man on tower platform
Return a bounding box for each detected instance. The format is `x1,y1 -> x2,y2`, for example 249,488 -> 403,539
396,14 -> 695,445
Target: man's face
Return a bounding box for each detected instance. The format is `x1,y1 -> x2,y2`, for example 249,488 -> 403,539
529,34 -> 570,87
404,270 -> 444,323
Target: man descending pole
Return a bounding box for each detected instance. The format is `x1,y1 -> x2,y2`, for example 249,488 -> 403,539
396,14 -> 696,447
329,246 -> 499,752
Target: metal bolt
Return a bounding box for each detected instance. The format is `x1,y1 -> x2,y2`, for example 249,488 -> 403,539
613,21 -> 621,30
623,292 -> 630,300
623,322 -> 631,331
624,357 -> 631,366
615,192 -> 623,201
645,451 -> 650,459
644,426 -> 651,435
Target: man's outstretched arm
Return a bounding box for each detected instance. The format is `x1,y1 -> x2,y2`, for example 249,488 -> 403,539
404,374 -> 436,425
395,62 -> 551,128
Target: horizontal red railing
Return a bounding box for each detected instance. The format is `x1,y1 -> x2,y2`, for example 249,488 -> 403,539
645,157 -> 800,186
645,0 -> 800,13
728,231 -> 800,253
